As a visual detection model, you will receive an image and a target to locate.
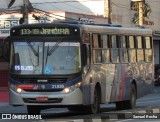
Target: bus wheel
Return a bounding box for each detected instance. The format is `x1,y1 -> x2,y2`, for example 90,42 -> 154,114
87,88 -> 100,114
27,105 -> 41,115
125,84 -> 136,109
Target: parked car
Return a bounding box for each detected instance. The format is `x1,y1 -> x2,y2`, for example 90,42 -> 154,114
154,65 -> 160,85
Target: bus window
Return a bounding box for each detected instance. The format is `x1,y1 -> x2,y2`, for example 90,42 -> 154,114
92,34 -> 102,63
102,35 -> 110,63
120,49 -> 128,63
110,35 -> 119,63
144,36 -> 152,62
137,50 -> 144,62
111,35 -> 117,48
120,35 -> 128,63
111,49 -> 119,63
102,49 -> 110,63
128,49 -> 136,62
128,36 -> 136,62
102,35 -> 109,48
145,37 -> 152,48
136,36 -> 144,62
137,36 -> 143,48
82,33 -> 90,44
120,35 -> 126,48
128,36 -> 135,48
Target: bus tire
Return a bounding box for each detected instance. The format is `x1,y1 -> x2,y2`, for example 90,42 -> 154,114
27,105 -> 41,115
125,84 -> 136,109
87,88 -> 100,114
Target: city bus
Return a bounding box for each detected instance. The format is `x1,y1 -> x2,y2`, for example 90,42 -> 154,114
4,22 -> 154,114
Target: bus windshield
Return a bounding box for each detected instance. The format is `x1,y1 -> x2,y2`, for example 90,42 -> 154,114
10,41 -> 81,75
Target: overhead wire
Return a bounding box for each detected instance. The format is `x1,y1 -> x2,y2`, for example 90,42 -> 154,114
33,8 -> 79,22
31,0 -> 99,15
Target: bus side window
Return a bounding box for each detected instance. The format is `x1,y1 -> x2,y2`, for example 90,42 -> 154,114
128,36 -> 136,63
102,35 -> 110,63
82,33 -> 91,66
136,36 -> 144,62
144,36 -> 152,62
120,35 -> 128,63
92,34 -> 102,63
110,35 -> 119,63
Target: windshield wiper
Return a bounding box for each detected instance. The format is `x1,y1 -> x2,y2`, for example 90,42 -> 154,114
27,42 -> 39,66
27,42 -> 39,57
45,39 -> 63,65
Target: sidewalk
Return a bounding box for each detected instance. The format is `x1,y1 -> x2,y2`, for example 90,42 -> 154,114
0,87 -> 9,106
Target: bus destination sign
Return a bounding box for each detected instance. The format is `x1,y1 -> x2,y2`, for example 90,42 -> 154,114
20,28 -> 70,35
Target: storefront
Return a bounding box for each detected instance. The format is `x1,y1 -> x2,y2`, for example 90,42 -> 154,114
0,30 -> 9,88
0,15 -> 20,88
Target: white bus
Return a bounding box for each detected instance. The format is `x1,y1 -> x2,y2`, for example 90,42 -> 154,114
4,22 -> 154,114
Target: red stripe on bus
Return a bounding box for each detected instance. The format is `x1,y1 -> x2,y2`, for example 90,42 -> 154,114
17,84 -> 35,90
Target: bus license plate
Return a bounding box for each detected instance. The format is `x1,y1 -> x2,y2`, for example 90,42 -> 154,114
36,97 -> 48,102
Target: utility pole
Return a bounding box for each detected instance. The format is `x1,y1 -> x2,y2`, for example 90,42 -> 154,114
104,0 -> 111,24
108,0 -> 112,24
23,0 -> 30,24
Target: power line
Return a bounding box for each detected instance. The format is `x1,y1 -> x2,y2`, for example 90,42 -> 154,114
33,8 -> 79,22
31,0 -> 100,15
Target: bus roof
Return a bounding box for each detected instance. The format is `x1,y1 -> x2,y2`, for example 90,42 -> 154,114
11,22 -> 152,36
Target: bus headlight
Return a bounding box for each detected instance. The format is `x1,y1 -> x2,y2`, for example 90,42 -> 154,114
16,88 -> 22,93
10,84 -> 23,93
64,82 -> 81,94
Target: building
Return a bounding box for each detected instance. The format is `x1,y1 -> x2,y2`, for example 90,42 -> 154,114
0,0 -> 160,88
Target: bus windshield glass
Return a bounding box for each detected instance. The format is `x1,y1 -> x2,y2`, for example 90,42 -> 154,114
10,41 -> 81,75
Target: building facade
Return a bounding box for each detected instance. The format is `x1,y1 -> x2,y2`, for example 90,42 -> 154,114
0,0 -> 160,87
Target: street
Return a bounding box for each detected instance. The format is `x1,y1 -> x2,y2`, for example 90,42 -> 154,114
0,85 -> 160,121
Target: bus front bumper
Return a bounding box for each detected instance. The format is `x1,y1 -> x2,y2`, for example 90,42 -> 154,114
9,88 -> 83,106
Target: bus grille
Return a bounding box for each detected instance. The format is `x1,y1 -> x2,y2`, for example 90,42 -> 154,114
14,78 -> 67,83
23,98 -> 63,103
24,89 -> 63,92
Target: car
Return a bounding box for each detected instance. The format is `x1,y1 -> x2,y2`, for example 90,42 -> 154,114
154,65 -> 160,85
